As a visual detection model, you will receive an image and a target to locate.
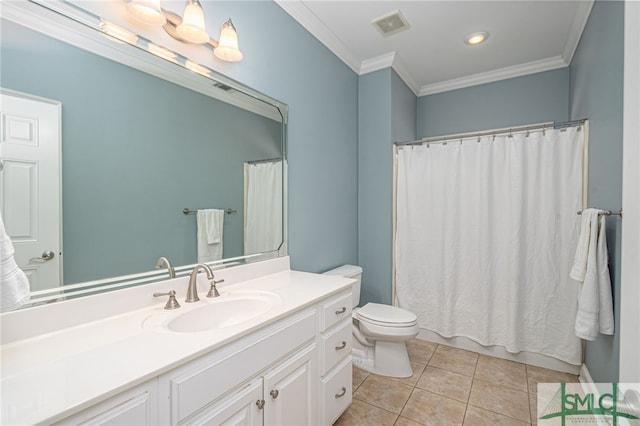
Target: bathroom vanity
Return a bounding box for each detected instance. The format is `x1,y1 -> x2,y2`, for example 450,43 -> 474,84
0,257 -> 353,425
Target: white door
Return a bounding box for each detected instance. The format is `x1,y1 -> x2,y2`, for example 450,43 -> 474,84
263,344 -> 316,426
0,89 -> 61,291
186,379 -> 263,426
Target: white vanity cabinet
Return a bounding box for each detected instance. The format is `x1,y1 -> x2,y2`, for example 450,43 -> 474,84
33,277 -> 353,426
158,307 -> 318,425
318,290 -> 353,425
52,381 -> 158,426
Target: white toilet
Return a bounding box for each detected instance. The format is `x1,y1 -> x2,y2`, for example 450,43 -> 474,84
323,265 -> 419,378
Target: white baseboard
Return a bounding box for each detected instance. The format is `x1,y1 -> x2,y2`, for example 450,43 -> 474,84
417,328 -> 581,375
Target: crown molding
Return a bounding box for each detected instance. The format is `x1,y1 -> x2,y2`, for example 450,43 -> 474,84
360,52 -> 395,74
390,55 -> 420,95
274,0 -> 361,74
562,0 -> 594,64
418,56 -> 568,97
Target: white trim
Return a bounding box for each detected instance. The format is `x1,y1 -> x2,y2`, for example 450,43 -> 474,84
418,56 -> 568,96
562,0 -> 594,64
619,0 -> 640,383
390,55 -> 420,96
273,0 -> 361,74
359,52 -> 421,96
579,364 -> 596,390
359,51 -> 395,75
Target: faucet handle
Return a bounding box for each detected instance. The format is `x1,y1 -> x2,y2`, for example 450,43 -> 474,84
153,290 -> 181,310
207,279 -> 224,298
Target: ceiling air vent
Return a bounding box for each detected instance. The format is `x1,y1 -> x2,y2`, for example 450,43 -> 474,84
372,10 -> 410,38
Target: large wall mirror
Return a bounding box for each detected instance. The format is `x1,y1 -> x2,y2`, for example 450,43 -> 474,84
0,0 -> 287,308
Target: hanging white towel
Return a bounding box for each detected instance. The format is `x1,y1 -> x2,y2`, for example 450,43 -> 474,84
197,209 -> 224,263
570,209 -> 615,340
0,214 -> 30,312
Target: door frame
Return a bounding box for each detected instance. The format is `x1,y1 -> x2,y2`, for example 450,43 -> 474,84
619,0 -> 640,382
1,87 -> 63,290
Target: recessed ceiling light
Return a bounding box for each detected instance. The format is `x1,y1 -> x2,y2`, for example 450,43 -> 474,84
465,31 -> 489,45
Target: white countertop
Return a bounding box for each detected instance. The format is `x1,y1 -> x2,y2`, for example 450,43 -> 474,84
0,259 -> 353,425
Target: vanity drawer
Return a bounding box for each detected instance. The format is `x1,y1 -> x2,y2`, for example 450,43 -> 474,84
320,319 -> 352,374
321,356 -> 352,426
163,308 -> 316,424
320,291 -> 352,332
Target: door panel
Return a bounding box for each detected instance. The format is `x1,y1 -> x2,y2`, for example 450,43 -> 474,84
0,90 -> 61,291
263,344 -> 316,426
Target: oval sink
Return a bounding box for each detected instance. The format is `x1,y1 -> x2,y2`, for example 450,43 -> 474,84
143,291 -> 282,333
168,296 -> 272,333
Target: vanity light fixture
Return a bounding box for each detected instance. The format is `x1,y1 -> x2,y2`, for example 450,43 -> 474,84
176,0 -> 209,44
125,0 -> 166,25
126,0 -> 243,62
213,19 -> 243,62
465,31 -> 489,45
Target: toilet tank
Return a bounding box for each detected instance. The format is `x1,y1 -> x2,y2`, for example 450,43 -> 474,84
322,265 -> 363,308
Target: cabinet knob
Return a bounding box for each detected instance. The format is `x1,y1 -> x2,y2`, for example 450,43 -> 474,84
335,387 -> 347,398
256,399 -> 265,409
335,341 -> 347,350
335,307 -> 347,315
270,389 -> 279,399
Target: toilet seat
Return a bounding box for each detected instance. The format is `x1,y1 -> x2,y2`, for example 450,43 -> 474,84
355,303 -> 417,328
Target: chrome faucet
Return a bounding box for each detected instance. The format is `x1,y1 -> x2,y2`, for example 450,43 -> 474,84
186,264 -> 214,303
155,256 -> 175,279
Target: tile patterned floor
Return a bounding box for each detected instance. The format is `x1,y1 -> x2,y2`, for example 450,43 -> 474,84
334,339 -> 579,426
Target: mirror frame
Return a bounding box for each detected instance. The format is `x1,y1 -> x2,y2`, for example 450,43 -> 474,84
1,0 -> 288,306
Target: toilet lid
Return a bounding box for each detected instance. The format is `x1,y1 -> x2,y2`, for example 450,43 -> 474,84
356,303 -> 417,325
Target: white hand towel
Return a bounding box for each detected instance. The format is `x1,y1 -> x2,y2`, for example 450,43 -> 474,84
197,209 -> 224,263
570,209 -> 615,340
0,214 -> 30,312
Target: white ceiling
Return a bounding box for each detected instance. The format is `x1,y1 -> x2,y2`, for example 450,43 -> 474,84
275,1 -> 594,96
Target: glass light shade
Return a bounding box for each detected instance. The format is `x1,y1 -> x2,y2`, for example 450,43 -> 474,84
176,0 -> 210,44
214,19 -> 243,62
126,0 -> 166,26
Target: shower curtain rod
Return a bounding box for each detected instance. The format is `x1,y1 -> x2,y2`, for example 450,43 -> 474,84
395,119 -> 587,147
246,157 -> 281,164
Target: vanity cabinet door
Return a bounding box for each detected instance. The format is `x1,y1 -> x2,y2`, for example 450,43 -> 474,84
54,381 -> 157,426
263,343 -> 317,426
182,379 -> 263,426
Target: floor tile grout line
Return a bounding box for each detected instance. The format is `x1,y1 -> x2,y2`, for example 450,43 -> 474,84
346,340 -> 578,425
352,392 -> 408,418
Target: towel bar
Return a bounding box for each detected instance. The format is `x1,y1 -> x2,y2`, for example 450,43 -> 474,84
576,209 -> 622,217
183,208 -> 237,215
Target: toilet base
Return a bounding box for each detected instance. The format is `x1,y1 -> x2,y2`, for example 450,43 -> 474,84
352,340 -> 413,378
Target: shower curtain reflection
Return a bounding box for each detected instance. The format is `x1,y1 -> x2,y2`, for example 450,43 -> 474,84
244,160 -> 284,256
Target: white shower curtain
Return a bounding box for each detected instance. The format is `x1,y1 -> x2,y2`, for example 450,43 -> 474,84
395,127 -> 585,365
244,160 -> 283,256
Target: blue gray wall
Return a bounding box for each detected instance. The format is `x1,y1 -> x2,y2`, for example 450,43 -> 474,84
569,0 -> 624,383
417,68 -> 570,138
358,69 -> 416,306
1,20 -> 281,283
209,2 -> 360,273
